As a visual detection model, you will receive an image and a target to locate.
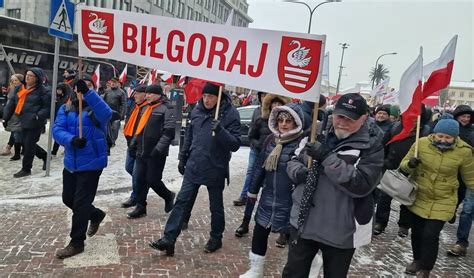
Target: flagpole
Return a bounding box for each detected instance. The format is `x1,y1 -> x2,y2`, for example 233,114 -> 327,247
212,86 -> 224,137
78,57 -> 83,138
308,102 -> 320,168
414,47 -> 423,158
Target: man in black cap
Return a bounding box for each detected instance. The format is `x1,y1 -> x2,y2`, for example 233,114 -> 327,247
149,82 -> 241,256
103,77 -> 127,150
374,104 -> 393,134
125,84 -> 176,218
283,93 -> 384,277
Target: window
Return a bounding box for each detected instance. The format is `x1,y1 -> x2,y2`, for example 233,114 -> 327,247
167,0 -> 175,13
100,0 -> 106,7
187,7 -> 194,20
224,9 -> 229,22
123,0 -> 131,11
203,16 -> 208,22
450,91 -> 456,97
197,0 -> 203,5
459,91 -> 464,98
211,0 -> 217,14
469,93 -> 474,99
7,9 -> 21,19
218,4 -> 223,18
154,0 -> 163,7
177,1 -> 185,18
204,0 -> 210,9
195,11 -> 201,21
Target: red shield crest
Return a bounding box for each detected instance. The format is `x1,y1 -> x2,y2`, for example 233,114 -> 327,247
82,10 -> 114,54
277,36 -> 322,93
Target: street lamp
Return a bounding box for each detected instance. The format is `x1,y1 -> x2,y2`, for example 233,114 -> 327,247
371,52 -> 397,89
285,0 -> 341,34
335,43 -> 349,94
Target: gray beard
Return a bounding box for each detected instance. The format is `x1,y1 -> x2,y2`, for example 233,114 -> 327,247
334,128 -> 351,140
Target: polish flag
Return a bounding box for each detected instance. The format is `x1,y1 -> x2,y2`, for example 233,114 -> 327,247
148,70 -> 158,85
388,48 -> 423,144
160,71 -> 174,84
370,78 -> 390,97
422,35 -> 457,99
177,75 -> 186,87
139,71 -> 150,85
422,90 -> 439,107
119,64 -> 127,85
91,65 -> 100,89
184,78 -> 223,104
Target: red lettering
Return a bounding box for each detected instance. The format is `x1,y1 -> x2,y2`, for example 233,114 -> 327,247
226,40 -> 247,74
123,23 -> 137,53
187,33 -> 206,66
207,36 -> 229,70
140,26 -> 147,56
149,27 -> 163,59
248,43 -> 268,78
167,30 -> 185,62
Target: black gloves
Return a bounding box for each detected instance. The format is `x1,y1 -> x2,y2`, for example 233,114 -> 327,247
75,80 -> 89,95
295,168 -> 308,184
71,136 -> 87,148
178,160 -> 186,175
408,157 -> 421,168
211,119 -> 222,133
304,142 -> 331,162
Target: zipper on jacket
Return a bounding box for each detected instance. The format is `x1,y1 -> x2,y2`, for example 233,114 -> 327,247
267,156 -> 278,229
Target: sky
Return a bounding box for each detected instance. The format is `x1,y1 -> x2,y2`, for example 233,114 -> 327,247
246,0 -> 473,91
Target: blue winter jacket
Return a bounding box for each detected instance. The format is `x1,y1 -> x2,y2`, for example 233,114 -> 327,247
178,93 -> 241,185
53,90 -> 112,172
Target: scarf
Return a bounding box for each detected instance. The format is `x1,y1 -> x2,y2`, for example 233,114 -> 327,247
14,86 -> 35,115
64,79 -> 74,86
263,130 -> 303,171
134,102 -> 161,136
432,140 -> 455,152
294,161 -> 323,243
123,102 -> 148,136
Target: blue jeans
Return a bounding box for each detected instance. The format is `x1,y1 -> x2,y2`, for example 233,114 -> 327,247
457,188 -> 473,247
239,147 -> 258,198
125,149 -> 137,200
164,176 -> 225,241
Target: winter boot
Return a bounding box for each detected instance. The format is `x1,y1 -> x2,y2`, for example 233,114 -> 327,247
149,237 -> 175,256
1,144 -> 12,156
235,217 -> 250,237
121,197 -> 137,208
182,220 -> 189,230
10,143 -> 21,161
56,244 -> 84,259
239,251 -> 265,278
373,222 -> 386,235
233,195 -> 247,206
398,226 -> 409,238
447,243 -> 467,257
164,191 -> 176,213
405,260 -> 421,275
127,205 -> 147,219
87,210 -> 106,237
13,169 -> 31,178
275,233 -> 289,248
204,237 -> 222,253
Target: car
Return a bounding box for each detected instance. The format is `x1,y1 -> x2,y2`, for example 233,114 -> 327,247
237,105 -> 259,146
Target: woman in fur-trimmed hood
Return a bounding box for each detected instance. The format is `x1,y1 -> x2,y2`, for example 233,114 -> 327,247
240,103 -> 304,277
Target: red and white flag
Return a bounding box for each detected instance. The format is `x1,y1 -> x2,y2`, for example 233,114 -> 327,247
388,48 -> 423,144
119,64 -> 127,85
92,64 -> 100,89
422,35 -> 457,99
139,71 -> 150,85
148,69 -> 160,85
177,75 -> 186,87
160,71 -> 174,84
422,90 -> 439,107
370,78 -> 390,97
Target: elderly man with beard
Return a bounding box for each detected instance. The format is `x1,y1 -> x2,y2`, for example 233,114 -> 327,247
282,93 -> 384,277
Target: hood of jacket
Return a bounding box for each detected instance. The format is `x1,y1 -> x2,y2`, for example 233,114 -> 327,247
261,93 -> 292,119
25,67 -> 45,88
268,103 -> 304,138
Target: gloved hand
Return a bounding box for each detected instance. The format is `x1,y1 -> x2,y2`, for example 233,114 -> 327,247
151,148 -> 162,157
71,136 -> 87,149
211,119 -> 222,133
2,121 -> 7,128
295,168 -> 308,184
247,192 -> 258,205
408,157 -> 421,168
75,80 -> 89,95
304,142 -> 331,162
178,160 -> 186,175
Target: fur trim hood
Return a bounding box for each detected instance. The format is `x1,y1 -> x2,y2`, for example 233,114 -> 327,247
268,103 -> 304,138
261,93 -> 292,119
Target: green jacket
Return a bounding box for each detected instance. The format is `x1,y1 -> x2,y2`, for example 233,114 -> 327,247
400,135 -> 474,221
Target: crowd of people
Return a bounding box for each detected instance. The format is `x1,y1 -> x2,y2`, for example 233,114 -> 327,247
1,67 -> 473,277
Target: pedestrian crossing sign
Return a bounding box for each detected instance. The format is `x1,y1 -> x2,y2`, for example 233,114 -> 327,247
49,0 -> 75,41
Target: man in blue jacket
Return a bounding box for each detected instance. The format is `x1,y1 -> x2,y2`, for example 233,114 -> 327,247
53,78 -> 112,259
149,82 -> 241,256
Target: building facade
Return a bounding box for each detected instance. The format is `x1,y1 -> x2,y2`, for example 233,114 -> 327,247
446,80 -> 474,107
0,0 -> 252,28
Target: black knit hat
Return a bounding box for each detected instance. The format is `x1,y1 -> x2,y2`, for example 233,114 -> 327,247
203,82 -> 220,96
134,85 -> 147,93
145,84 -> 163,95
375,104 -> 391,116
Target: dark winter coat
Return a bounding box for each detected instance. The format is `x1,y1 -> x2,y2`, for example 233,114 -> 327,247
3,68 -> 51,130
53,89 -> 112,172
452,105 -> 474,147
55,83 -> 70,117
287,122 -> 384,249
103,87 -> 127,119
376,120 -> 393,134
249,103 -> 304,233
134,100 -> 176,158
178,93 -> 241,185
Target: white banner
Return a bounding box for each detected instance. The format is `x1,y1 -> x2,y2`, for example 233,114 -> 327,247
77,5 -> 326,102
370,78 -> 390,97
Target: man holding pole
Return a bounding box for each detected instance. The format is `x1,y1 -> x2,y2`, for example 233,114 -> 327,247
149,82 -> 241,256
53,78 -> 112,259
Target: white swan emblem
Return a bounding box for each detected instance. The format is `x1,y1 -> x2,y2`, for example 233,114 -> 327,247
287,40 -> 312,68
88,13 -> 107,34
